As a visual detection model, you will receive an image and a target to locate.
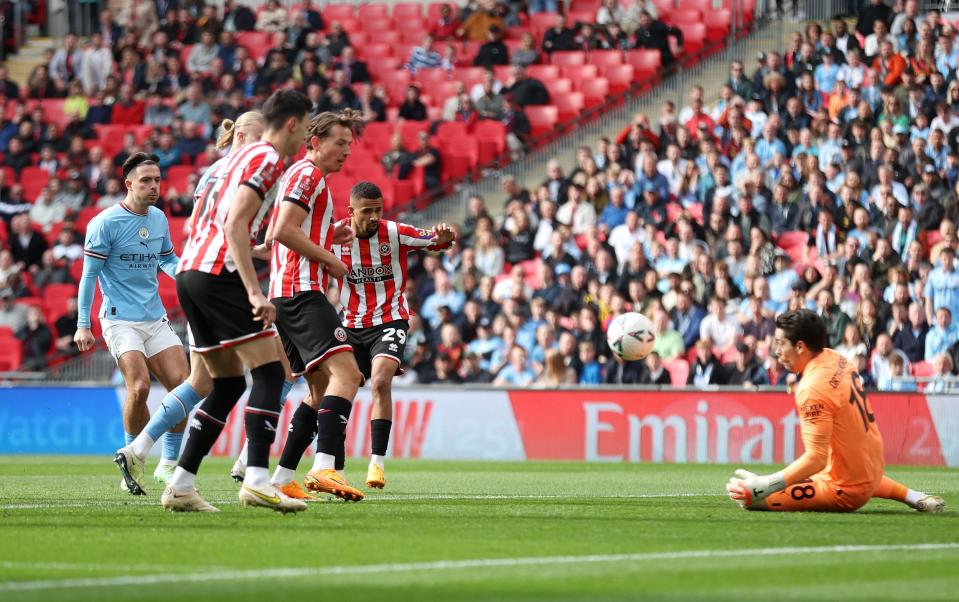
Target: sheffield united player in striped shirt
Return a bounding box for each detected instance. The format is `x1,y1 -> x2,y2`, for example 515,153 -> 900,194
336,181 -> 455,489
163,90 -> 312,514
266,110 -> 369,503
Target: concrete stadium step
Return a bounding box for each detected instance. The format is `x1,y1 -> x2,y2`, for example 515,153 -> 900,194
7,36 -> 57,86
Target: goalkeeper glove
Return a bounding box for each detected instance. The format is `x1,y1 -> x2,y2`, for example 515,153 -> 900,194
726,469 -> 787,508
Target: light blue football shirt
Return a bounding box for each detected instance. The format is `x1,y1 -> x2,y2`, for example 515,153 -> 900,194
78,202 -> 178,328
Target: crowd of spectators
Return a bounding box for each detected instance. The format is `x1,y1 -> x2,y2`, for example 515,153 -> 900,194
398,0 -> 959,392
0,0 -> 700,373
0,0 -> 956,391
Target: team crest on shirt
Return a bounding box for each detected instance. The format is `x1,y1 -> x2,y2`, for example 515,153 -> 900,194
334,327 -> 347,342
379,243 -> 391,256
138,227 -> 149,239
294,173 -> 314,196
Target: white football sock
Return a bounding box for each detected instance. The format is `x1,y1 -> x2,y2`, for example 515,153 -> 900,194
155,458 -> 176,468
370,454 -> 385,468
169,467 -> 195,492
237,441 -> 248,466
311,453 -> 336,472
272,466 -> 296,486
906,489 -> 926,507
244,466 -> 270,488
129,432 -> 155,459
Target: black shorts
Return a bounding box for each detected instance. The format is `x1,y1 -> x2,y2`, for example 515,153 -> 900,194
346,320 -> 408,380
272,290 -> 353,377
176,270 -> 276,353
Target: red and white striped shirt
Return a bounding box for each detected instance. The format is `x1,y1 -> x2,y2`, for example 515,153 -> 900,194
178,141 -> 282,275
337,219 -> 450,329
268,158 -> 335,299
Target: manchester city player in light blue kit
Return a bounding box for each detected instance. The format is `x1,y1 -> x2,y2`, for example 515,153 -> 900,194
75,153 -> 206,494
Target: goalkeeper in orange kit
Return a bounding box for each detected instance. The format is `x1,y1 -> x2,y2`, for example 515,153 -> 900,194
726,309 -> 945,513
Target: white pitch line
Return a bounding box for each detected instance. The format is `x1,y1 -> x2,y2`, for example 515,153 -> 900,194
1,543 -> 957,592
0,492 -> 723,510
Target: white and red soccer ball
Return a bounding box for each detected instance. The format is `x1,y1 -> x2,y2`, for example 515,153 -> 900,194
606,312 -> 656,361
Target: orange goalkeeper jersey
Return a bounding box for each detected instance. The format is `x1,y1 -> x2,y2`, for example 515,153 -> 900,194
792,348 -> 885,489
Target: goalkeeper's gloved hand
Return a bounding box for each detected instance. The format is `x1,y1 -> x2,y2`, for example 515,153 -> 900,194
725,469 -> 787,508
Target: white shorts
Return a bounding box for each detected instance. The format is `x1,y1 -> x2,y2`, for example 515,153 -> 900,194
101,317 -> 183,362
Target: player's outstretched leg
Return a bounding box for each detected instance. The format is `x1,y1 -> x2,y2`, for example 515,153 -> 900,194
304,354 -> 365,501
236,360 -> 307,513
271,388 -> 323,502
162,373 -> 247,512
367,356 -> 401,489
125,381 -> 204,484
872,475 -> 945,513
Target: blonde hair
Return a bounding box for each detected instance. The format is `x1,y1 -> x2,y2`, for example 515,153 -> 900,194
215,111 -> 265,151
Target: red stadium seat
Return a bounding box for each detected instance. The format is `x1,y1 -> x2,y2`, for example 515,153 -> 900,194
576,77 -> 609,107
474,120 -> 506,165
361,18 -> 393,32
703,10 -> 732,39
39,99 -> 69,129
560,64 -> 598,81
358,4 -> 389,21
678,23 -> 707,55
526,65 -> 561,81
601,64 -> 635,94
626,50 -> 662,77
525,105 -> 559,139
569,0 -> 601,10
426,80 -> 462,104
393,3 -> 423,21
363,122 -> 395,155
0,335 -> 22,371
679,0 -> 714,13
359,42 -> 394,61
322,4 -> 355,22
42,284 -> 78,322
587,51 -> 623,68
529,12 -> 561,36
368,58 -> 402,79
166,165 -> 195,197
544,78 -> 573,97
168,217 -> 189,253
776,231 -> 809,249
400,121 -> 430,149
552,92 -> 585,122
400,28 -> 429,43
912,361 -> 935,378
21,166 -> 50,201
436,121 -> 469,141
236,31 -> 270,51
158,276 -> 180,314
493,65 -> 512,83
373,30 -> 403,45
662,359 -> 690,386
415,68 -> 450,84
550,51 -> 586,67
566,10 -> 595,24
663,9 -> 702,26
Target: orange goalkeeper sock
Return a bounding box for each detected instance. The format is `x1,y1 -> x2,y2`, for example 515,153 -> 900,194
873,476 -> 909,502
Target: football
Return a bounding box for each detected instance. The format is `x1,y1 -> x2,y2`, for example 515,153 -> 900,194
606,312 -> 656,361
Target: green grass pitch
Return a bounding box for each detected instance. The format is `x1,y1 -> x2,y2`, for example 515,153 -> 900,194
0,457 -> 957,601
